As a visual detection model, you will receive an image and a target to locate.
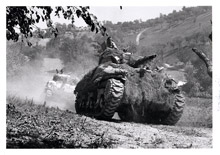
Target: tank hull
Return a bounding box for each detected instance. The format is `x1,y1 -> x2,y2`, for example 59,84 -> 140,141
74,62 -> 185,125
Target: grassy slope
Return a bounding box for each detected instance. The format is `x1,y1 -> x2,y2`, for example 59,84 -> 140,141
122,11 -> 211,66
143,12 -> 211,47
123,11 -> 211,47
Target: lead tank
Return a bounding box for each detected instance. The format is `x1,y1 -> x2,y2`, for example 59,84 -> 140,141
74,48 -> 185,125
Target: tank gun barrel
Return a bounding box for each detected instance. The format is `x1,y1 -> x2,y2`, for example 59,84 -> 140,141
132,54 -> 157,68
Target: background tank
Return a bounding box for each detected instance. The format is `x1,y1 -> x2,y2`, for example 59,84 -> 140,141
74,48 -> 185,125
44,69 -> 79,102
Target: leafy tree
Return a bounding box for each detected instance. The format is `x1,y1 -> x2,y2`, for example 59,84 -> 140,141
21,44 -> 42,60
182,6 -> 186,11
67,23 -> 76,31
182,62 -> 200,96
182,60 -> 211,97
192,57 -> 211,91
6,6 -> 107,43
55,23 -> 67,34
59,37 -> 89,64
7,42 -> 28,77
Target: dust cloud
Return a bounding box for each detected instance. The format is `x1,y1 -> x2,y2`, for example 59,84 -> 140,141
6,58 -> 78,112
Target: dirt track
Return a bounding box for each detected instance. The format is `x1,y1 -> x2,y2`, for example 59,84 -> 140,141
70,116 -> 212,148
136,28 -> 149,45
6,100 -> 212,148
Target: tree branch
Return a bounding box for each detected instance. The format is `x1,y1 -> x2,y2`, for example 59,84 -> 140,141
192,48 -> 212,77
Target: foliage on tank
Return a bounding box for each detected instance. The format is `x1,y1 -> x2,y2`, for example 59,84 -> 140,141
74,47 -> 185,125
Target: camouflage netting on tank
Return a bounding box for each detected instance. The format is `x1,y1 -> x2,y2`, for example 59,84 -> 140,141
74,62 -> 174,110
120,63 -> 174,109
74,69 -> 95,94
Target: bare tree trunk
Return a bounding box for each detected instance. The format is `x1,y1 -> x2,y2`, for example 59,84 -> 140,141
192,48 -> 212,78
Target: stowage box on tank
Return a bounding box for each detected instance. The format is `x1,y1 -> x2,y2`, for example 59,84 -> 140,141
74,48 -> 185,125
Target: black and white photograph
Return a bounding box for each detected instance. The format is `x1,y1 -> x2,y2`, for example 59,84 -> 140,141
2,0 -> 219,151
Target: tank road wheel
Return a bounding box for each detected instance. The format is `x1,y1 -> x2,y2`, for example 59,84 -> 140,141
161,93 -> 185,125
95,78 -> 124,120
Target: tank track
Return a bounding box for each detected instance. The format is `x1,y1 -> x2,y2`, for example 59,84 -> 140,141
117,92 -> 185,125
75,78 -> 124,120
161,93 -> 185,125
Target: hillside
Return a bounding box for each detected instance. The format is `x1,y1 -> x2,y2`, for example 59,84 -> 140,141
131,11 -> 212,47
24,7 -> 212,65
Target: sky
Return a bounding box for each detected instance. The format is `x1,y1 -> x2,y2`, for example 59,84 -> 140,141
36,6 -> 183,28
88,6 -> 183,23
